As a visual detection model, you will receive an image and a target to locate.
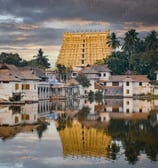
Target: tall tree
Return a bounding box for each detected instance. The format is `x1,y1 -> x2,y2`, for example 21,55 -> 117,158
107,32 -> 120,52
34,49 -> 50,69
122,29 -> 139,70
145,30 -> 158,51
122,29 -> 139,56
56,64 -> 66,81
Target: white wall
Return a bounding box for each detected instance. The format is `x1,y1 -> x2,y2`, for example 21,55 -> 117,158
0,82 -> 20,101
0,103 -> 38,126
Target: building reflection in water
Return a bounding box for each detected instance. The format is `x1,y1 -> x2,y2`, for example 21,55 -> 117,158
0,103 -> 38,126
0,103 -> 47,140
56,120 -> 112,158
53,98 -> 158,163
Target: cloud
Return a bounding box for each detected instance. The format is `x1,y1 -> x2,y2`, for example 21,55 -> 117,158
0,0 -> 157,63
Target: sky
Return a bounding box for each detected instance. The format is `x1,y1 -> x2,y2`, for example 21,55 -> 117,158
0,0 -> 158,67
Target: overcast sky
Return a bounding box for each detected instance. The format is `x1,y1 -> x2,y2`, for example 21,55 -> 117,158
0,0 -> 158,66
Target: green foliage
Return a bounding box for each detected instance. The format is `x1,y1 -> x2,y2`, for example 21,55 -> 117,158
77,106 -> 90,121
76,72 -> 91,87
0,52 -> 28,67
107,32 -> 120,51
33,49 -> 50,69
56,64 -> 66,81
145,31 -> 158,51
9,93 -> 22,102
103,29 -> 158,79
105,51 -> 129,75
122,29 -> 139,56
95,91 -> 103,103
131,51 -> 158,79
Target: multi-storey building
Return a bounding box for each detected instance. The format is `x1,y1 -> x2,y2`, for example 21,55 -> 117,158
56,30 -> 112,68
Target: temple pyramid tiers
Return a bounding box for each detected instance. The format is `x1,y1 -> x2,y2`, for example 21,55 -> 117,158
56,30 -> 112,68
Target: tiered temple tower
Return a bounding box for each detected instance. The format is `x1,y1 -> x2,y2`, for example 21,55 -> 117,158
56,30 -> 112,68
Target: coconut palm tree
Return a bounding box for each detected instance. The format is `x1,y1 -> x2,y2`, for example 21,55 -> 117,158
34,49 -> 50,69
145,30 -> 158,51
122,29 -> 139,70
122,29 -> 139,56
107,32 -> 120,52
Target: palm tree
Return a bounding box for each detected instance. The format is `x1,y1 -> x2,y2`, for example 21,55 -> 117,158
122,29 -> 139,70
122,29 -> 139,56
145,30 -> 158,51
34,49 -> 50,69
107,32 -> 120,52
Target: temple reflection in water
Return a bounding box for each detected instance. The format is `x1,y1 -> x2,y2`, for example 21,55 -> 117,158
56,120 -> 111,158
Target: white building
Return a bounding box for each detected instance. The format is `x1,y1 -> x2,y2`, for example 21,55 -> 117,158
80,65 -> 151,97
0,103 -> 38,126
0,64 -> 40,102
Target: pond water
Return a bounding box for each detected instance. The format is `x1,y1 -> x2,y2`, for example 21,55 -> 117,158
0,98 -> 158,168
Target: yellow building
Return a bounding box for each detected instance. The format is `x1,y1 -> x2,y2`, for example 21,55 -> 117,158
57,120 -> 112,158
56,30 -> 112,68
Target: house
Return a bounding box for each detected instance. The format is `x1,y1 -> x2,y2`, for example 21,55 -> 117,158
79,65 -> 151,97
103,75 -> 151,97
80,65 -> 111,95
0,64 -> 40,102
0,103 -> 38,126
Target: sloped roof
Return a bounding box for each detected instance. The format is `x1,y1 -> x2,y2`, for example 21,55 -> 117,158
81,64 -> 110,74
81,67 -> 98,74
0,64 -> 40,81
110,75 -> 149,82
0,69 -> 21,82
93,65 -> 111,72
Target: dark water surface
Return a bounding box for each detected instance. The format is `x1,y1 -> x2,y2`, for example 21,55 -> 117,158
0,98 -> 158,168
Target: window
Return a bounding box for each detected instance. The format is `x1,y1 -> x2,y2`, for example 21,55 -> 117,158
104,82 -> 107,86
126,109 -> 129,113
82,60 -> 84,64
126,89 -> 130,94
112,82 -> 119,86
22,84 -> 30,90
139,82 -> 142,86
126,82 -> 129,86
15,83 -> 19,90
82,54 -> 84,58
99,73 -> 101,77
15,116 -> 19,123
112,107 -> 119,112
34,84 -> 36,90
126,101 -> 129,105
139,108 -> 142,112
82,49 -> 84,52
103,73 -> 106,77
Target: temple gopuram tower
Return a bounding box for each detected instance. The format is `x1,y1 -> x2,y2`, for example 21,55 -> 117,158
56,30 -> 112,68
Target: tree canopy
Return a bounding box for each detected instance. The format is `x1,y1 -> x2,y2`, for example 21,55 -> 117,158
103,29 -> 158,80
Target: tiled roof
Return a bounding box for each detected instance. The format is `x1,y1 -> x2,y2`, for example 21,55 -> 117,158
93,65 -> 111,72
81,67 -> 98,74
81,64 -> 110,74
110,75 -> 149,82
0,64 -> 40,81
0,69 -> 21,82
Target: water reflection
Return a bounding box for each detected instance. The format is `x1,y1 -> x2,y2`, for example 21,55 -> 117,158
56,120 -> 111,158
0,103 -> 47,140
53,98 -> 158,164
0,98 -> 158,166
